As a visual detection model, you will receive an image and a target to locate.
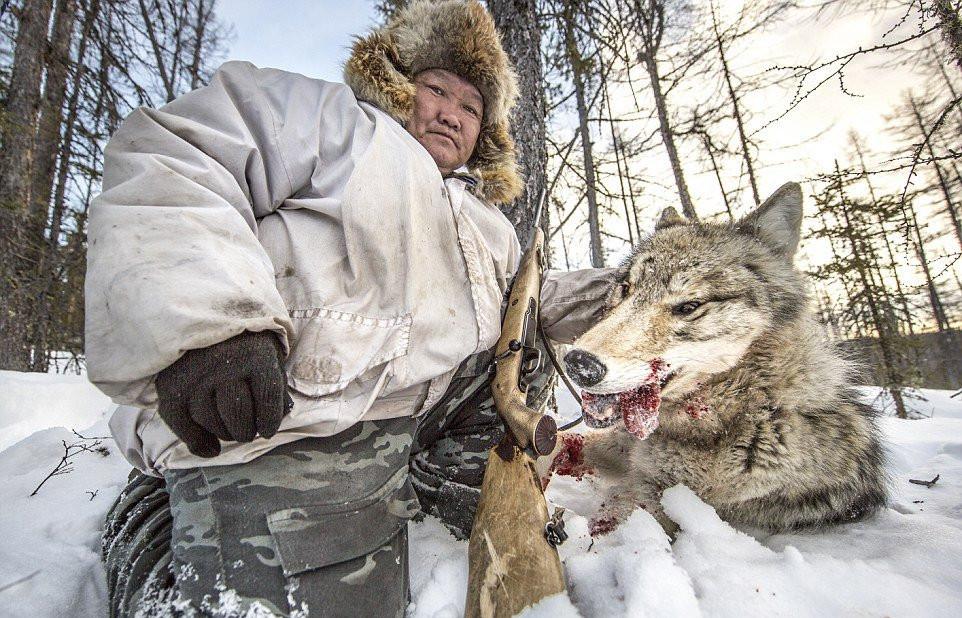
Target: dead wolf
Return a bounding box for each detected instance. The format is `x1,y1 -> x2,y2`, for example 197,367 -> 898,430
554,182 -> 887,533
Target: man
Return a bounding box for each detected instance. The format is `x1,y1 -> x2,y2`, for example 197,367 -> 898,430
92,1 -> 610,616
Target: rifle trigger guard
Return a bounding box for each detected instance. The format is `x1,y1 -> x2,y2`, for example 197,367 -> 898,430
518,346 -> 543,392
544,507 -> 568,547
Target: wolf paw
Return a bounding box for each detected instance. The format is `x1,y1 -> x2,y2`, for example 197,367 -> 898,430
587,496 -> 636,536
588,494 -> 678,539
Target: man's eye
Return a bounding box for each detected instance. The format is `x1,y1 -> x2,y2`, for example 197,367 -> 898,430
463,105 -> 479,118
429,85 -> 443,95
672,301 -> 702,316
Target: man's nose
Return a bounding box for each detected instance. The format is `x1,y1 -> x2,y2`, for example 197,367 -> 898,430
437,104 -> 461,130
564,349 -> 606,388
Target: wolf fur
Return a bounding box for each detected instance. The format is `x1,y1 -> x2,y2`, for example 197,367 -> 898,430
558,183 -> 887,533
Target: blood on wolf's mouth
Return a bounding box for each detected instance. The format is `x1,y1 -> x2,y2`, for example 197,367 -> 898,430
580,359 -> 675,439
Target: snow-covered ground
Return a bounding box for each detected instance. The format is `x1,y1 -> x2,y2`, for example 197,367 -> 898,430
2,371 -> 961,617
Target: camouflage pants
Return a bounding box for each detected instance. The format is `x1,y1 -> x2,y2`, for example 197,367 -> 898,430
102,351 -> 554,617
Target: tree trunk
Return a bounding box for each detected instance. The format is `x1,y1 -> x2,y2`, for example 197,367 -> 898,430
31,0 -> 76,245
817,208 -> 864,339
710,2 -> 760,205
603,82 -> 634,246
910,97 -> 962,251
188,0 -> 210,89
906,201 -> 951,332
640,48 -> 697,220
628,0 -> 694,219
703,133 -> 733,220
48,0 -> 99,251
488,0 -> 547,251
137,0 -> 176,102
562,1 -> 603,267
0,0 -> 56,371
905,198 -> 960,384
26,0 -> 78,371
851,135 -> 915,335
932,49 -> 962,131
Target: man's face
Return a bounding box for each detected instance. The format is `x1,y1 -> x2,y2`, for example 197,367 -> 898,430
405,68 -> 484,175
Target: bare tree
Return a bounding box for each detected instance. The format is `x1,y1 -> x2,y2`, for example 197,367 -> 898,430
708,0 -> 760,205
21,0 -> 79,370
809,163 -> 916,417
559,0 -> 603,266
629,0 -> 698,220
0,0 -> 230,371
0,0 -> 55,370
908,95 -> 962,251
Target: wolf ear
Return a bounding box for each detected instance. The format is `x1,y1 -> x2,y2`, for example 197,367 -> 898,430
655,207 -> 687,231
737,182 -> 804,258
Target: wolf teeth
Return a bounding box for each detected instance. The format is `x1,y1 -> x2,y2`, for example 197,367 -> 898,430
581,391 -> 619,427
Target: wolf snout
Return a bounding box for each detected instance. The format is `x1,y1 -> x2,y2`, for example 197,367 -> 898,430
564,349 -> 607,387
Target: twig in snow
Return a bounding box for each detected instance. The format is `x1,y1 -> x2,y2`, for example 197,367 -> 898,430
909,474 -> 940,488
30,431 -> 111,497
86,489 -> 99,501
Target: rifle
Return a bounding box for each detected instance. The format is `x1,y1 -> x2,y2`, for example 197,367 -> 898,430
464,193 -> 568,618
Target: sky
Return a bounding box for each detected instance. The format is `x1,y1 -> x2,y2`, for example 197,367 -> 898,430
217,0 -> 380,82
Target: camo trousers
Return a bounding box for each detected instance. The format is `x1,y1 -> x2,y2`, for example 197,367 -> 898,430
102,351 -> 555,617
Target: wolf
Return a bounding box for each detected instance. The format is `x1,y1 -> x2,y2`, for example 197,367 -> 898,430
553,182 -> 887,534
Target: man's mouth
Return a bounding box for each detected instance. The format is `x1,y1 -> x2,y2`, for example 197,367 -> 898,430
428,131 -> 457,146
580,359 -> 677,439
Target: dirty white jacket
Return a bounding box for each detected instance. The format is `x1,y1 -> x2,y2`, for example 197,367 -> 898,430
86,62 -> 611,475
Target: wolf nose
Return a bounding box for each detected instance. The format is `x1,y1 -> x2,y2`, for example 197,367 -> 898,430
564,349 -> 607,387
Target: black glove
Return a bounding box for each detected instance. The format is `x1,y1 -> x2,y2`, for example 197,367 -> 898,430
155,330 -> 293,458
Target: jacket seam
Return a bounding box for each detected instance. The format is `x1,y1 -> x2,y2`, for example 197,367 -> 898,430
288,307 -> 411,329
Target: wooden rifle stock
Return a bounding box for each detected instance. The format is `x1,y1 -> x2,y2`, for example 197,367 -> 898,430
464,227 -> 566,618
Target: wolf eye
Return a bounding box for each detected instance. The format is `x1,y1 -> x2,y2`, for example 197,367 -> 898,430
672,301 -> 702,316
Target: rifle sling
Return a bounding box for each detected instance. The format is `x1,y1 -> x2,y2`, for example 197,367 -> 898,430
537,322 -> 584,431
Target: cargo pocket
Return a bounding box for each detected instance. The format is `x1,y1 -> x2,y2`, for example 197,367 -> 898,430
286,307 -> 412,398
266,471 -> 418,617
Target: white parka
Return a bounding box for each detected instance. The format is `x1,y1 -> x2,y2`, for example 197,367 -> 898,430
85,62 -> 611,475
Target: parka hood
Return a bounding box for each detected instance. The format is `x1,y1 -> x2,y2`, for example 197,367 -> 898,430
344,0 -> 522,205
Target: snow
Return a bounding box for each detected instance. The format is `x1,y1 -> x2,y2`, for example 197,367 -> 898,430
0,369 -> 113,452
2,373 -> 962,617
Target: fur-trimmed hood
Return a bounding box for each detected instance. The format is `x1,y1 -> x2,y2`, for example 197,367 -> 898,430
344,0 -> 522,205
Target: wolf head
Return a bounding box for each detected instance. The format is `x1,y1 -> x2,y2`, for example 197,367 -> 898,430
565,182 -> 808,404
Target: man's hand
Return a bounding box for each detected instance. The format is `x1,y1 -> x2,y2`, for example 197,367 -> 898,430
155,331 -> 292,458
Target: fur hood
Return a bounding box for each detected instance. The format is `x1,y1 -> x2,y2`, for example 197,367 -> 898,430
344,0 -> 522,205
